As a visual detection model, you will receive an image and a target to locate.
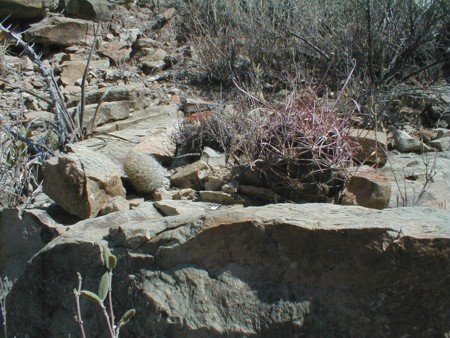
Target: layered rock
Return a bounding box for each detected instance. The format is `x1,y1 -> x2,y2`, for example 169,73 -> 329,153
43,144 -> 127,219
6,203 -> 450,337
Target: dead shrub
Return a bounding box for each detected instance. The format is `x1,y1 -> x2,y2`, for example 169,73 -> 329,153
174,0 -> 448,93
172,109 -> 246,161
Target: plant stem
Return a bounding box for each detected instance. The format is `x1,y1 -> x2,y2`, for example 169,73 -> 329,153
74,273 -> 87,338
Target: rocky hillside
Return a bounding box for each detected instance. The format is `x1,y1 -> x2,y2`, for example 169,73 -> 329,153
0,0 -> 449,337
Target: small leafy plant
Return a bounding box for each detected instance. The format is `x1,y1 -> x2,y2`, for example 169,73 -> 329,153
73,246 -> 135,338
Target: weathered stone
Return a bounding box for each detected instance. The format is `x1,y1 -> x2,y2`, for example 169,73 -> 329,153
414,129 -> 438,142
172,188 -> 196,200
181,97 -> 219,114
43,144 -> 126,219
0,207 -> 65,281
59,59 -> 109,86
393,129 -> 430,153
133,131 -> 176,166
380,151 -> 450,208
170,160 -> 210,190
154,200 -> 224,216
0,0 -> 58,19
428,137 -> 450,151
201,146 -> 226,167
66,83 -> 151,109
99,41 -> 132,64
350,128 -> 387,165
65,0 -> 111,21
341,171 -> 391,209
221,180 -> 239,194
152,187 -> 172,201
435,128 -> 450,139
239,185 -> 282,203
24,16 -> 96,47
7,204 -> 450,337
199,191 -> 251,205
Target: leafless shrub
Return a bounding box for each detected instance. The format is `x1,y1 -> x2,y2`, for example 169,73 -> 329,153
172,109 -> 247,161
174,0 -> 448,92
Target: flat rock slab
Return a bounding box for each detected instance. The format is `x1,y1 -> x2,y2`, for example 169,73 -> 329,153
379,151 -> 450,208
7,203 -> 450,337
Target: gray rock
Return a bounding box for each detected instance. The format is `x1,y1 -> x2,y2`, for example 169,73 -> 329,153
154,200 -> 227,216
393,129 -> 430,153
24,15 -> 96,47
199,190 -> 251,205
6,204 -> 450,337
0,0 -> 58,19
43,144 -> 127,219
65,0 -> 111,21
77,104 -> 179,174
201,146 -> 226,167
379,151 -> 450,208
0,207 -> 65,281
341,171 -> 391,209
350,128 -> 387,165
170,160 -> 210,190
428,137 -> 450,151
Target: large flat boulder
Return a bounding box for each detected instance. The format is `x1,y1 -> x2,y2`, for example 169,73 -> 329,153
6,203 -> 450,337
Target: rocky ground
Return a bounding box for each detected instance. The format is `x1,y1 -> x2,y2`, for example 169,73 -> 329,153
0,1 -> 449,337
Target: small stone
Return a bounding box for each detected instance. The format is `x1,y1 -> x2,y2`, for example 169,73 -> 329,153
153,188 -> 173,201
201,147 -> 226,167
173,188 -> 196,200
393,129 -> 430,153
170,161 -> 210,190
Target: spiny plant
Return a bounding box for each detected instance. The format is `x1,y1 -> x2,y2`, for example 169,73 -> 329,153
73,245 -> 135,338
0,19 -> 113,207
242,87 -> 355,202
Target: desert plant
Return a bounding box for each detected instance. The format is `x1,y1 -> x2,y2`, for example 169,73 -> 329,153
124,150 -> 168,194
241,88 -> 355,202
172,109 -> 244,160
174,0 -> 448,93
74,246 -> 135,338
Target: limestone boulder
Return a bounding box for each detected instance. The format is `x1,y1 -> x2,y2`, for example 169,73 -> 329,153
0,0 -> 58,19
43,144 -> 127,219
341,171 -> 391,209
6,204 -> 450,337
350,128 -> 387,165
24,16 -> 96,47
